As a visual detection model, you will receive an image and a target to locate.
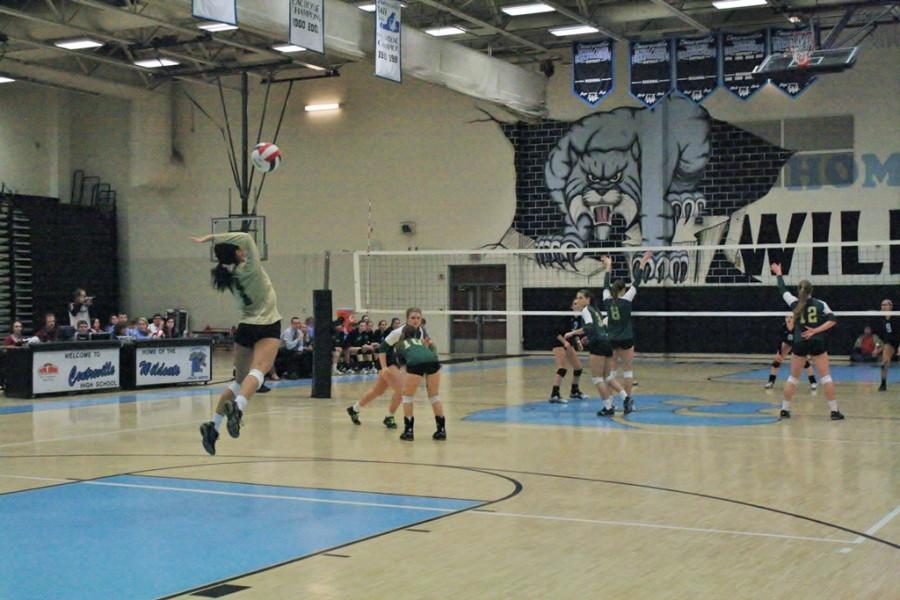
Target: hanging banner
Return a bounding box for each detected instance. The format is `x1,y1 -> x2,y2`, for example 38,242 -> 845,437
572,39 -> 614,106
722,31 -> 767,100
192,0 -> 237,25
768,28 -> 817,97
375,0 -> 402,82
290,0 -> 325,54
675,35 -> 718,103
629,40 -> 672,108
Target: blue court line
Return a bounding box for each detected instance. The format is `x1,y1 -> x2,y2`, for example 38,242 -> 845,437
464,395 -> 780,428
0,475 -> 481,600
718,364 -> 898,384
0,357 -> 555,416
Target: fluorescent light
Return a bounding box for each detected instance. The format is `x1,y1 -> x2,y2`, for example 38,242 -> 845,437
305,64 -> 326,71
0,76 -> 15,84
197,22 -> 239,32
272,44 -> 306,53
134,58 -> 180,68
548,25 -> 599,36
424,26 -> 466,37
54,38 -> 104,50
357,3 -> 376,11
713,0 -> 767,9
305,103 -> 340,112
501,3 -> 555,16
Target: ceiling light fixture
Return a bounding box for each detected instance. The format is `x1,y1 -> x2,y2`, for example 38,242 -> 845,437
305,103 -> 340,112
197,22 -> 239,32
501,3 -> 555,16
0,76 -> 15,84
424,26 -> 466,37
712,0 -> 767,9
54,38 -> 104,50
548,24 -> 600,36
134,58 -> 180,68
305,64 -> 326,71
357,3 -> 377,11
272,44 -> 306,53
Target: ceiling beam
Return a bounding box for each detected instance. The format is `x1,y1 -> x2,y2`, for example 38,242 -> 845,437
539,0 -> 626,42
645,0 -> 710,34
0,5 -> 221,68
3,34 -> 154,73
67,0 -> 327,71
414,0 -> 550,53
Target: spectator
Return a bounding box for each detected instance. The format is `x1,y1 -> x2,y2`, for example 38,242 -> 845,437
134,318 -> 152,339
148,314 -> 164,335
162,317 -> 179,339
3,321 -> 25,347
851,326 -> 883,363
73,320 -> 91,341
105,314 -> 119,334
304,317 -> 315,341
113,321 -> 129,338
372,319 -> 390,343
390,317 -> 401,331
91,318 -> 103,334
68,289 -> 93,328
276,317 -> 312,379
332,322 -> 349,375
34,313 -> 59,342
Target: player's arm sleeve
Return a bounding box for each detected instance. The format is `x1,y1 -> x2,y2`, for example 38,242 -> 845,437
623,286 -> 637,302
383,327 -> 403,346
602,272 -> 611,300
820,301 -> 836,321
776,276 -> 797,306
580,307 -> 594,324
632,268 -> 643,288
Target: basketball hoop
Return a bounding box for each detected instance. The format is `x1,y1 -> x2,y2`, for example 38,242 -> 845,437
788,30 -> 814,68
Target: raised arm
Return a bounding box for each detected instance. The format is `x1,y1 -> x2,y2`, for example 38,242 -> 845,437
770,263 -> 797,306
193,232 -> 260,267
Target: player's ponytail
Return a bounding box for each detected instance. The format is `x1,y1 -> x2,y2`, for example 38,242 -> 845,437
610,280 -> 627,300
211,243 -> 239,292
792,280 -> 813,322
401,325 -> 418,341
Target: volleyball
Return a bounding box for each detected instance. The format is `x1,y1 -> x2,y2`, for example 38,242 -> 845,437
251,142 -> 281,173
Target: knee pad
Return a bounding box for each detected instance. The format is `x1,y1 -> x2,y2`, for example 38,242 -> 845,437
820,375 -> 833,384
573,369 -> 583,377
228,382 -> 241,396
771,361 -> 781,369
623,371 -> 633,379
248,368 -> 265,390
591,376 -> 604,385
787,375 -> 799,385
556,368 -> 567,378
429,395 -> 440,405
402,395 -> 414,405
608,370 -> 618,380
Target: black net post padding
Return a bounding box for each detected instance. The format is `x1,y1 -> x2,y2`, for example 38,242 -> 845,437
312,289 -> 333,398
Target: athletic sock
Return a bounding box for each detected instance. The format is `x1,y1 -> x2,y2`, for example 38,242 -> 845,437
768,374 -> 777,383
235,394 -> 248,412
809,375 -> 817,384
551,386 -> 560,396
604,397 -> 613,410
618,390 -> 628,401
435,415 -> 446,431
828,400 -> 838,412
781,400 -> 791,411
352,401 -> 361,412
213,413 -> 224,432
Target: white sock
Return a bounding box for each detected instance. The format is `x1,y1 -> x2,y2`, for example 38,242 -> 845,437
213,413 -> 224,432
781,400 -> 791,411
352,401 -> 361,412
604,397 -> 613,409
619,390 -> 628,400
828,400 -> 838,412
235,394 -> 248,411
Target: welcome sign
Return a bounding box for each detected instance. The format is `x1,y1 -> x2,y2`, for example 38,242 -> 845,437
32,347 -> 120,395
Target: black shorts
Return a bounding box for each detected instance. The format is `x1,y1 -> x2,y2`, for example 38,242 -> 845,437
611,339 -> 634,350
234,321 -> 282,348
791,337 -> 827,357
406,362 -> 441,376
588,340 -> 612,357
778,341 -> 793,355
883,337 -> 899,349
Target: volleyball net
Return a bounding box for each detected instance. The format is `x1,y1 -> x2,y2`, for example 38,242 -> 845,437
353,240 -> 898,354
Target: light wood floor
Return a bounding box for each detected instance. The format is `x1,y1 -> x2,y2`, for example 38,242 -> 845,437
1,354 -> 897,599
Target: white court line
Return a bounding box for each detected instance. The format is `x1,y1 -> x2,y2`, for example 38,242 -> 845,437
468,509 -> 857,545
0,473 -> 864,546
850,504 -> 900,545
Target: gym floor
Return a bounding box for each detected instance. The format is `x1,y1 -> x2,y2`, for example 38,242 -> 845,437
0,354 -> 897,599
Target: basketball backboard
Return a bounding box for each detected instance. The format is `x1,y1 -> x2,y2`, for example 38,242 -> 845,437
753,46 -> 858,77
